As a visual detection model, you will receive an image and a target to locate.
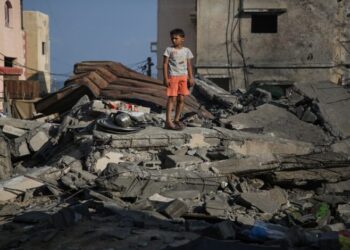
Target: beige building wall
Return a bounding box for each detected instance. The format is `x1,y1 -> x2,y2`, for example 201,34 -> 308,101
158,0 -> 350,90
0,0 -> 26,111
23,11 -> 51,94
157,0 -> 196,80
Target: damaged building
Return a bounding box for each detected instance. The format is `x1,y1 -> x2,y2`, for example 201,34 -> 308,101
157,0 -> 350,91
0,0 -> 350,249
0,59 -> 349,249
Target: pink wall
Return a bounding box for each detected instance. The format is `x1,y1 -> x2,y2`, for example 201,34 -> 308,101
0,0 -> 26,111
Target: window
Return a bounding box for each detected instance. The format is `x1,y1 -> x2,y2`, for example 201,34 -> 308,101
4,57 -> 15,67
208,77 -> 230,91
42,42 -> 46,55
4,1 -> 12,27
251,14 -> 278,33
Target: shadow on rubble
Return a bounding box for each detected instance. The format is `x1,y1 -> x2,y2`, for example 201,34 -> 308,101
0,197 -> 308,250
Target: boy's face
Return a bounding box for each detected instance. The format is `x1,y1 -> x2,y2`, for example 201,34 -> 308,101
171,35 -> 184,47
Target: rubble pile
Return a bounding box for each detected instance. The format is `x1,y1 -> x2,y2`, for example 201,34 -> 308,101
0,62 -> 350,249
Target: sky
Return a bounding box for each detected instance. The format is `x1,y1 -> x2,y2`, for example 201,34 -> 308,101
23,0 -> 158,85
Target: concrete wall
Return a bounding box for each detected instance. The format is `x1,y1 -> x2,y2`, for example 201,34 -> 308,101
23,11 -> 51,94
157,0 -> 197,80
0,0 -> 26,111
196,0 -> 350,90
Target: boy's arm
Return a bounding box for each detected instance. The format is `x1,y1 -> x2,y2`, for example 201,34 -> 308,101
187,58 -> 194,86
163,56 -> 170,86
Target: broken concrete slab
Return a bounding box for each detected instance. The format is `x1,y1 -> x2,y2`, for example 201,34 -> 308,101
215,127 -> 315,162
0,117 -> 43,130
204,156 -> 277,175
221,104 -> 329,145
163,155 -> 203,168
0,167 -> 52,201
239,187 -> 288,214
269,167 -> 350,186
161,199 -> 188,219
194,78 -> 242,110
205,197 -> 229,217
0,136 -> 12,180
293,81 -> 350,139
2,125 -> 27,137
93,126 -> 221,149
28,130 -> 50,152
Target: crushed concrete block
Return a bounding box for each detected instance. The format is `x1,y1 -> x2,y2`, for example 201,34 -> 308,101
2,125 -> 26,137
0,137 -> 12,180
205,198 -> 229,217
240,187 -> 288,214
337,204 -> 350,221
94,151 -> 124,172
163,155 -> 203,168
28,130 -> 49,152
161,199 -> 188,219
17,140 -> 31,157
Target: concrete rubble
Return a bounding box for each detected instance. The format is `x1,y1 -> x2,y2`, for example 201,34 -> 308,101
0,62 -> 350,249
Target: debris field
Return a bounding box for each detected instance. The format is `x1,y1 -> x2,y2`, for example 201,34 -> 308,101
0,61 -> 350,250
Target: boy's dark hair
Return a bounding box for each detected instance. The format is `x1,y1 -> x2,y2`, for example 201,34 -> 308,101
170,28 -> 185,37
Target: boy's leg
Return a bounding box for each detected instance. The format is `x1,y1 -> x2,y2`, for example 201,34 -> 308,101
166,96 -> 176,128
174,76 -> 190,126
174,95 -> 184,123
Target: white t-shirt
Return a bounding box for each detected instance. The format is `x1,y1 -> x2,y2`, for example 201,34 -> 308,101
163,46 -> 194,76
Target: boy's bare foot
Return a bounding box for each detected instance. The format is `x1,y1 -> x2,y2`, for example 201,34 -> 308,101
165,122 -> 182,130
174,121 -> 185,129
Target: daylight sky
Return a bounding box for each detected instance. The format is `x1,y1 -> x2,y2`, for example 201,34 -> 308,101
23,0 -> 158,83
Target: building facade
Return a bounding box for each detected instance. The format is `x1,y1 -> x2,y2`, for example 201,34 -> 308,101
158,0 -> 350,91
23,11 -> 51,94
0,0 -> 26,111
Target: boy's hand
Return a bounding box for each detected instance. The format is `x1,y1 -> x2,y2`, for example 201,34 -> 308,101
188,78 -> 195,87
164,78 -> 170,87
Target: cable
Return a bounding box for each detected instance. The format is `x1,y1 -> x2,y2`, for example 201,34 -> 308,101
237,2 -> 249,89
0,51 -> 71,77
127,59 -> 147,68
225,0 -> 236,89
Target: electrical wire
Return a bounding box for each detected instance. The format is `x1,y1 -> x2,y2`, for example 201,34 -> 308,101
225,0 -> 236,89
0,51 -> 71,77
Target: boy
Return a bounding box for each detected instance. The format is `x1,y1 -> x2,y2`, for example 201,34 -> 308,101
163,28 -> 194,130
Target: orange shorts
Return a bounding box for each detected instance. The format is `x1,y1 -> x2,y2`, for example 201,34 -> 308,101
167,75 -> 190,97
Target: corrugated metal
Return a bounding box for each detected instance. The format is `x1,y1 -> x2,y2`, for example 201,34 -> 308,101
4,80 -> 41,100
